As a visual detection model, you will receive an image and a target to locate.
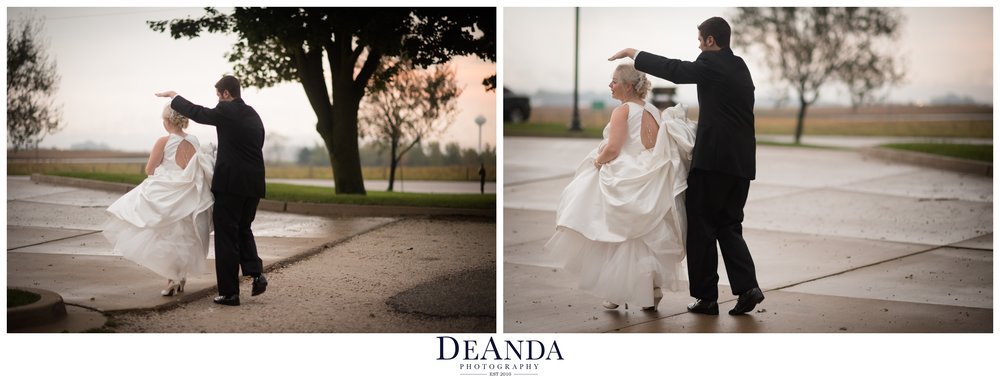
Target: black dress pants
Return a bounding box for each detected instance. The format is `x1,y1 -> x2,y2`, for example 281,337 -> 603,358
213,191 -> 263,296
685,169 -> 759,301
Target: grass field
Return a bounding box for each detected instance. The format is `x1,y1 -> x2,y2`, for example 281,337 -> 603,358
503,122 -> 605,139
46,172 -> 495,209
509,105 -> 993,139
880,143 -> 993,162
265,165 -> 496,181
9,162 -> 496,181
7,162 -> 147,176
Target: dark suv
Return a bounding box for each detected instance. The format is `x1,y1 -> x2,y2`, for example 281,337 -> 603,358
503,87 -> 531,123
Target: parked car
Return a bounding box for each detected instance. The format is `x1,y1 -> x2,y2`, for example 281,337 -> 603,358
503,87 -> 531,123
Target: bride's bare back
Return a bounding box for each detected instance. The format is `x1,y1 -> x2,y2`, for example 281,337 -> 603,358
640,109 -> 659,150
175,139 -> 195,169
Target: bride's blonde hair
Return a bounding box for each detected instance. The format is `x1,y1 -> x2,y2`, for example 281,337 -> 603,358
162,103 -> 189,129
615,64 -> 651,99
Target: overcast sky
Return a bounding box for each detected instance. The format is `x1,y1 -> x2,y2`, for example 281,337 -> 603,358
504,7 -> 993,107
7,7 -> 497,153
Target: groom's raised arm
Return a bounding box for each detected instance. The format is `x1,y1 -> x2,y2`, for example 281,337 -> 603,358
170,95 -> 225,127
634,51 -> 707,85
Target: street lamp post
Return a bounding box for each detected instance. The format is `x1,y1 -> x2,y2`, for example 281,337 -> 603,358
569,7 -> 582,131
474,115 -> 487,195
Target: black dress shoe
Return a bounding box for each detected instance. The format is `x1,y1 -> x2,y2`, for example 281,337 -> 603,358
729,287 -> 765,315
251,274 -> 268,296
687,299 -> 719,315
213,295 -> 240,306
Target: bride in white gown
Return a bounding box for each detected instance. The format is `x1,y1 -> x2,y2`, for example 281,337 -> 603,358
103,103 -> 215,296
546,63 -> 697,311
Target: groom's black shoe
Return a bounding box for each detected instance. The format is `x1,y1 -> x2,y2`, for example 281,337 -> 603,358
251,274 -> 268,296
213,294 -> 240,306
687,299 -> 719,315
729,287 -> 765,315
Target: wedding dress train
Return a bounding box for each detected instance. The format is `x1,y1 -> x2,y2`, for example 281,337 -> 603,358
546,103 -> 697,308
104,133 -> 215,282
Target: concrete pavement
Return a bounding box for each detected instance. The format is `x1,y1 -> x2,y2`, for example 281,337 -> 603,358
503,136 -> 992,333
6,176 -> 401,331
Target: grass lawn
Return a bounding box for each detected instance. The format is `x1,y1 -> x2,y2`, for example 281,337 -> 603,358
755,118 -> 992,138
504,122 -> 605,139
265,183 -> 494,209
48,172 -> 495,209
8,288 -> 41,308
756,140 -> 848,150
51,171 -> 147,185
879,143 -> 993,162
11,163 -> 496,181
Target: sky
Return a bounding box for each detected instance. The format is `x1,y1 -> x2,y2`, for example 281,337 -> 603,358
6,7 -> 497,153
504,7 -> 994,107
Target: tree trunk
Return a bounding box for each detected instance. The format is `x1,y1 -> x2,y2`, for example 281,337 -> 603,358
294,46 -> 368,194
794,97 -> 809,145
321,102 -> 367,195
321,42 -> 368,195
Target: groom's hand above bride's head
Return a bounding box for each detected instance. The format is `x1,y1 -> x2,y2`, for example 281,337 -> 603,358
608,48 -> 637,61
155,91 -> 177,99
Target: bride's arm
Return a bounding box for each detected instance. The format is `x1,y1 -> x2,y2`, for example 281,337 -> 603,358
145,136 -> 168,176
593,104 -> 629,169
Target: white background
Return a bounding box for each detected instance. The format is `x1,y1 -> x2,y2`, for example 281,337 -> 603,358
3,0 -> 998,379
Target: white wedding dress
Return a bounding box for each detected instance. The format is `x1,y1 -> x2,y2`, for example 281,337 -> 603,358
103,133 -> 215,281
546,102 -> 698,308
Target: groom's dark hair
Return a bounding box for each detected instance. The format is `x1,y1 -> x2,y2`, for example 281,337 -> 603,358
698,17 -> 731,48
215,75 -> 242,99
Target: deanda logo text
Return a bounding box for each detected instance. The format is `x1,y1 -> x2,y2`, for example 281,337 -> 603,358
436,336 -> 564,376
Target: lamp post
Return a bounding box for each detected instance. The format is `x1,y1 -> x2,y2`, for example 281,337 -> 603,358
474,115 -> 487,195
569,7 -> 582,131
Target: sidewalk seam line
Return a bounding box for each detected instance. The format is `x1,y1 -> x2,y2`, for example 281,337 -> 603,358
7,230 -> 102,252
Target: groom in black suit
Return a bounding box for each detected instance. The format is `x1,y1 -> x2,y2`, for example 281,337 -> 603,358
610,17 -> 764,315
156,75 -> 268,306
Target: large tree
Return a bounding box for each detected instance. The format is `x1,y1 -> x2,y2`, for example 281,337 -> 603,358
149,7 -> 495,194
732,7 -> 905,143
7,16 -> 62,152
360,60 -> 462,191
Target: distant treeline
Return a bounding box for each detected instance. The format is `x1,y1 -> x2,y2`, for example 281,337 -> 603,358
297,141 -> 496,167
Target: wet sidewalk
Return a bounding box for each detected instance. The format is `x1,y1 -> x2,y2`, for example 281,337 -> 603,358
503,137 -> 992,333
6,176 -> 397,330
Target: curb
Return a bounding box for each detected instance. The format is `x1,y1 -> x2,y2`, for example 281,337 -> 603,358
30,173 -> 495,217
7,287 -> 67,330
860,147 -> 992,177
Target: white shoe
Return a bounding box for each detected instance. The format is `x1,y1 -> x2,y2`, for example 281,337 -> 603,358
161,279 -> 180,296
641,287 -> 663,311
602,301 -> 620,309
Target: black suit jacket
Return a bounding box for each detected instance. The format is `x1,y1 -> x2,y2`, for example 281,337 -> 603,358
635,48 -> 756,180
171,96 -> 266,198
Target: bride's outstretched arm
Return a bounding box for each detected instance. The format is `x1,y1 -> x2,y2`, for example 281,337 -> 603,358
593,104 -> 629,169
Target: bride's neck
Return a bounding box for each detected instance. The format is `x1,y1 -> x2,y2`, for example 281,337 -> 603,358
620,96 -> 644,104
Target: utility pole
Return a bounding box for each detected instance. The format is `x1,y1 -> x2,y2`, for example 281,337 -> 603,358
569,7 -> 582,131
